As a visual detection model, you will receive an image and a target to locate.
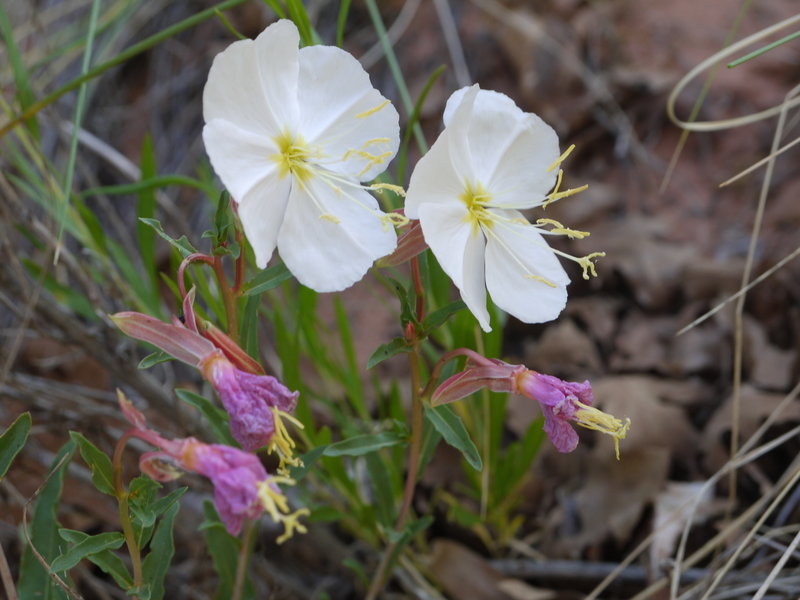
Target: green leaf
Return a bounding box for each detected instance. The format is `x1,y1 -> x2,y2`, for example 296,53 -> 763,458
175,389 -> 237,446
0,412 -> 31,478
425,405 -> 482,471
242,262 -> 292,296
421,300 -> 466,335
137,135 -> 158,290
201,502 -> 255,600
335,0 -> 352,47
51,531 -> 124,572
138,350 -> 174,369
17,439 -> 76,600
0,3 -> 39,136
366,336 -> 411,369
141,501 -> 179,600
139,218 -> 197,257
58,529 -> 134,590
289,445 -> 328,481
323,431 -> 406,457
70,432 -> 115,496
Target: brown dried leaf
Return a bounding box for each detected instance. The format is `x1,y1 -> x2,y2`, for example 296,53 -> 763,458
428,539 -> 513,600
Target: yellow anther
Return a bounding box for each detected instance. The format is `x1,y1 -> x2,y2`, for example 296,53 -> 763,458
380,212 -> 410,230
320,213 -> 341,224
535,218 -> 590,239
370,182 -> 406,197
356,99 -> 390,119
546,183 -> 589,207
542,169 -> 564,208
256,477 -> 311,543
573,401 -> 630,460
547,144 -> 576,172
268,408 -> 305,475
356,152 -> 392,177
363,137 -> 391,146
525,274 -> 557,288
577,252 -> 605,279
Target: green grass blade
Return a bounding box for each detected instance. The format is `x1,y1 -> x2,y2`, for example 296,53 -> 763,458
0,4 -> 39,136
0,0 -> 250,138
336,0 -> 353,47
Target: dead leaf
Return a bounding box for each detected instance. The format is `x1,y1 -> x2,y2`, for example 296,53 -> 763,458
428,539 -> 513,600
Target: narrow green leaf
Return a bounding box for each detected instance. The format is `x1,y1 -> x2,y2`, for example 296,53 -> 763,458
141,501 -> 179,600
17,440 -> 76,600
421,300 -> 466,334
0,412 -> 31,478
0,3 -> 39,135
51,531 -> 124,573
70,432 -> 115,496
175,389 -> 236,446
425,405 -> 482,471
336,0 -> 353,47
138,351 -> 174,369
366,337 -> 411,369
323,431 -> 405,457
81,175 -> 210,199
59,530 -> 134,589
139,218 -> 197,257
200,502 -> 254,600
242,262 -> 292,296
397,65 -> 445,182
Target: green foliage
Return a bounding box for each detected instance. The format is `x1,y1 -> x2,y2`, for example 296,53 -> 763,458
425,405 -> 482,471
0,412 -> 31,478
140,501 -> 179,600
201,502 -> 255,600
17,439 -> 76,600
70,431 -> 115,496
51,531 -> 125,572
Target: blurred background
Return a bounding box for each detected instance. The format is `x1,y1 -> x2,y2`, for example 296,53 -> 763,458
2,1 -> 799,598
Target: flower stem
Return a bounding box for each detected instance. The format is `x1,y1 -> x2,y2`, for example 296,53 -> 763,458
231,519 -> 255,600
113,431 -> 143,594
212,256 -> 240,343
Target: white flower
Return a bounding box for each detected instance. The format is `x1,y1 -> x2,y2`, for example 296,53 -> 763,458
405,85 -> 602,332
203,20 -> 402,292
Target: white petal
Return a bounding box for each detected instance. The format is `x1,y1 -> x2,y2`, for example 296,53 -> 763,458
461,227 -> 491,331
237,171 -> 292,268
203,20 -> 300,137
404,128 -> 466,219
295,45 -> 399,181
442,85 -> 473,126
416,203 -> 491,331
277,178 -> 396,292
484,216 -> 569,324
203,119 -> 279,202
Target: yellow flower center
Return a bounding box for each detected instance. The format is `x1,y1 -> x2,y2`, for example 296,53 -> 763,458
460,181 -> 494,233
271,130 -> 315,182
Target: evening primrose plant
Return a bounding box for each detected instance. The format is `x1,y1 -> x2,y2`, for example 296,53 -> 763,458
1,7 -> 628,600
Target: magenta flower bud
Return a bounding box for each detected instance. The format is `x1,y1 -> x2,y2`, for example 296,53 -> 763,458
200,352 -> 299,453
514,371 -> 630,457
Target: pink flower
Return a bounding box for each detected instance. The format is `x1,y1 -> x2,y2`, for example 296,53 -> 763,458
432,357 -> 629,457
119,392 -> 308,540
200,352 -> 299,454
111,310 -> 301,464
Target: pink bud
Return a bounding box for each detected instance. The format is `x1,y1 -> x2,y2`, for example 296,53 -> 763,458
111,311 -> 216,367
432,360 -> 522,405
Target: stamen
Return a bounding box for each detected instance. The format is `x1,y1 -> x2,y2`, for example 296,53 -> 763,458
380,212 -> 410,230
573,401 -> 630,460
547,144 -> 576,172
320,214 -> 341,224
535,218 -> 590,239
268,408 -> 304,475
370,182 -> 406,197
256,478 -> 311,543
577,252 -> 606,279
356,99 -> 390,119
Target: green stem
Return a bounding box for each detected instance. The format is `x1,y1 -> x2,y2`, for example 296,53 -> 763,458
231,519 -> 255,600
212,257 -> 239,342
113,431 -> 143,594
366,257 -> 427,598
